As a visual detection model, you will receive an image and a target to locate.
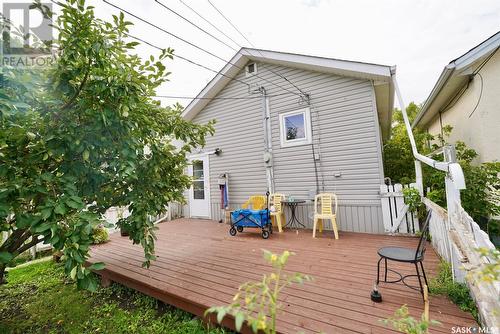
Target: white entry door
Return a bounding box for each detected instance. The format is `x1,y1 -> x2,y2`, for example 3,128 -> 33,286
188,155 -> 210,218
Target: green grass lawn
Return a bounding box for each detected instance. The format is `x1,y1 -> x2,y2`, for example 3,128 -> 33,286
0,260 -> 230,334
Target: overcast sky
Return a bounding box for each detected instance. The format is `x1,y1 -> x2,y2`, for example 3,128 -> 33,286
17,0 -> 500,109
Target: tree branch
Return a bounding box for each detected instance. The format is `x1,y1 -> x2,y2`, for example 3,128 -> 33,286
0,228 -> 26,252
60,59 -> 92,111
16,236 -> 44,255
9,229 -> 33,253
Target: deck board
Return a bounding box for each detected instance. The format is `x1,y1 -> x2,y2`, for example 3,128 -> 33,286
88,219 -> 476,333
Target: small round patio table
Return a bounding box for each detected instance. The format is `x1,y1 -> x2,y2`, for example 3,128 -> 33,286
282,200 -> 306,229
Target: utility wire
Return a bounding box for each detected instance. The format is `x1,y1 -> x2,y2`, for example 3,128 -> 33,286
103,0 -> 228,64
102,0 -> 301,97
155,92 -> 294,100
468,73 -> 483,119
49,0 -> 299,106
207,0 -> 253,47
206,0 -> 310,98
50,0 -> 251,89
177,0 -> 241,50
467,46 -> 499,118
125,33 -> 251,88
153,0 -> 237,52
49,1 -> 253,96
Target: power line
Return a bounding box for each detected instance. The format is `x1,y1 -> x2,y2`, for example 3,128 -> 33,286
48,0 -> 302,107
103,0 -> 228,64
206,0 -> 310,98
207,0 -> 253,47
153,0 -> 237,52
102,0 -> 301,97
125,33 -> 251,88
155,92 -> 294,100
49,0 -> 252,89
48,1 -> 254,96
177,0 -> 241,50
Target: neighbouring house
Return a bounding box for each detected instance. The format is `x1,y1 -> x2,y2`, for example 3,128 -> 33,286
413,31 -> 500,164
181,48 -> 396,233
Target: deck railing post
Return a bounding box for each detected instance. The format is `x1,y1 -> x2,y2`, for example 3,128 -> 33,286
414,160 -> 423,196
443,144 -> 462,281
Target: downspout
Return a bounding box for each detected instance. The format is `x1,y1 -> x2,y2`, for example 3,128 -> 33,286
393,75 -> 466,282
392,77 -> 453,175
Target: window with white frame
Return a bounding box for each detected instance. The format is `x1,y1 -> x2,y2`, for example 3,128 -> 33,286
279,108 -> 312,147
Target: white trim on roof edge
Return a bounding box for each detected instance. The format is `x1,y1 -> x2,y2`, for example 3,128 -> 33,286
413,31 -> 500,128
180,48 -> 395,138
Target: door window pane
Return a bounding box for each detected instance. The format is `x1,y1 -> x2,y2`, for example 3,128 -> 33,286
193,180 -> 205,199
284,113 -> 306,140
192,160 -> 204,179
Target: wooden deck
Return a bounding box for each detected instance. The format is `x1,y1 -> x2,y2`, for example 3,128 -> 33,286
87,219 -> 476,333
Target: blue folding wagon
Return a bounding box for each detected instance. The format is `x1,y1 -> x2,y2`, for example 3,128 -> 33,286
229,193 -> 272,239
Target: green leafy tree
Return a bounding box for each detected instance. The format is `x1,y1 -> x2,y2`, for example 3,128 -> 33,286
384,103 -> 499,231
0,0 -> 214,288
423,140 -> 500,223
383,103 -> 430,185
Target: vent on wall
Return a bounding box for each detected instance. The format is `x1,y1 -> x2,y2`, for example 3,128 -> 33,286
245,63 -> 257,77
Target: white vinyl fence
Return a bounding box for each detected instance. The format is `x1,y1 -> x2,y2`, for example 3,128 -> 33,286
101,202 -> 183,234
380,183 -> 419,234
2,202 -> 183,260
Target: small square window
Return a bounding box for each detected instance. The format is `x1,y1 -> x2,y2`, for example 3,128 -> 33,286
245,63 -> 257,77
279,108 -> 312,147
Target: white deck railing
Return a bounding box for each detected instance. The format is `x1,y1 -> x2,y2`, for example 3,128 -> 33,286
424,197 -> 500,331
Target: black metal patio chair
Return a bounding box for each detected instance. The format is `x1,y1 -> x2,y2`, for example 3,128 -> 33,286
371,210 -> 432,302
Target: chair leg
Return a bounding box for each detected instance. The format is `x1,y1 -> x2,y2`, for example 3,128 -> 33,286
384,258 -> 388,282
276,214 -> 283,233
313,217 -> 318,238
420,261 -> 428,287
376,257 -> 383,285
318,219 -> 323,233
332,217 -> 339,240
415,263 -> 424,297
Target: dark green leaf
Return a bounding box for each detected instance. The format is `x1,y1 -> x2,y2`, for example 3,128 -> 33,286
88,262 -> 105,271
0,251 -> 13,264
54,203 -> 67,215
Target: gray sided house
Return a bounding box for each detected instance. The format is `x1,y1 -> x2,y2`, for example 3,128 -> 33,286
182,49 -> 395,233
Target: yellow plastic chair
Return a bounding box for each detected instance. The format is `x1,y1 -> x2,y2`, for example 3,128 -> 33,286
242,195 -> 267,210
312,193 -> 339,239
270,193 -> 285,233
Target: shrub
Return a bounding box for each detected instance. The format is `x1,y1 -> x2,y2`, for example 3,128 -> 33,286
474,247 -> 500,283
403,187 -> 426,221
91,226 -> 109,245
381,304 -> 440,334
429,261 -> 478,321
423,141 -> 500,224
205,250 -> 312,334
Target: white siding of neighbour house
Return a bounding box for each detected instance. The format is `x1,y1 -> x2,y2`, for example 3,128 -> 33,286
426,50 -> 500,164
190,62 -> 385,233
